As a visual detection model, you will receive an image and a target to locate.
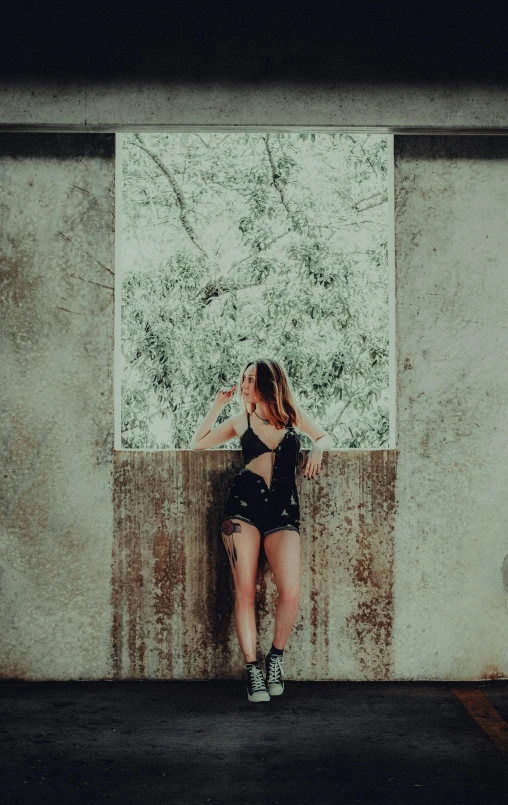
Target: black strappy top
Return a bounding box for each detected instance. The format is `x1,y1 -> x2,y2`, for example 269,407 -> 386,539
240,412 -> 301,480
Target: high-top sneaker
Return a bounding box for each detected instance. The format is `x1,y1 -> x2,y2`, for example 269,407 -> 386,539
244,662 -> 270,702
265,651 -> 284,696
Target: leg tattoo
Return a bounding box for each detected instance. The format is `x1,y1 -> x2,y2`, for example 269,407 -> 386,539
222,518 -> 241,569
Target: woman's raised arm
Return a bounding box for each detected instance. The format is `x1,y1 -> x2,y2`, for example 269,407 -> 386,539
190,385 -> 238,450
190,415 -> 239,450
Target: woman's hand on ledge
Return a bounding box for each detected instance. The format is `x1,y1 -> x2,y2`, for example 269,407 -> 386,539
302,434 -> 333,479
303,446 -> 322,479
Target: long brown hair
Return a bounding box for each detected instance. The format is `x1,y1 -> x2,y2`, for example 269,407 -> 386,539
237,358 -> 302,430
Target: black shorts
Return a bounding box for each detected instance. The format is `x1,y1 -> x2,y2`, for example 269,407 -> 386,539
221,468 -> 300,540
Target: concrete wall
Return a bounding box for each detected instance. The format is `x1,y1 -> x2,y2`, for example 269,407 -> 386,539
1,129 -> 508,681
0,134 -> 115,680
393,136 -> 508,680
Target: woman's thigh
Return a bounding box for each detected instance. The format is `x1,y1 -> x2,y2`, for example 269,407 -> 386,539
263,529 -> 301,595
221,517 -> 262,597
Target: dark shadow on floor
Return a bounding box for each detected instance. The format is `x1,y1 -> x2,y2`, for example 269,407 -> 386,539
2,680 -> 508,804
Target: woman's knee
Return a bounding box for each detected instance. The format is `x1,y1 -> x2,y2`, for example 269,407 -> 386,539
234,585 -> 257,606
278,585 -> 300,606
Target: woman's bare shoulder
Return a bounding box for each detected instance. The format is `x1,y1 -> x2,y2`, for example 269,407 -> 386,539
292,405 -> 304,432
231,411 -> 248,438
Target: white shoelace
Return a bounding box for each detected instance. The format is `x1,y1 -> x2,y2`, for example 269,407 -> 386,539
247,664 -> 267,692
267,655 -> 284,683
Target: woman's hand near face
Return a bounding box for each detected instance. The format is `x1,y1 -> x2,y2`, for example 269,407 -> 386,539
214,384 -> 237,408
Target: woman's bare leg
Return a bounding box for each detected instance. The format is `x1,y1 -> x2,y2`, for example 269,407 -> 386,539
221,518 -> 261,663
263,530 -> 301,649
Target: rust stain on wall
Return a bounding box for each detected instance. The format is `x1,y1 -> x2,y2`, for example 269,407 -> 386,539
0,662 -> 30,680
0,663 -> 30,682
481,665 -> 506,681
354,450 -> 397,679
111,449 -> 398,680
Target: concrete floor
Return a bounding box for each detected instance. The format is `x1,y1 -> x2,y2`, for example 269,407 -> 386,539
2,681 -> 508,805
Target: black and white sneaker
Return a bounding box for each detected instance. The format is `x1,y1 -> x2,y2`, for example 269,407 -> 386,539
244,662 -> 270,702
265,652 -> 284,696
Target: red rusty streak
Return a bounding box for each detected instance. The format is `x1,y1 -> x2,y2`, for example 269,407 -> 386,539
126,452 -> 145,678
0,662 -> 30,680
480,665 -> 506,681
344,451 -> 396,680
110,455 -> 130,679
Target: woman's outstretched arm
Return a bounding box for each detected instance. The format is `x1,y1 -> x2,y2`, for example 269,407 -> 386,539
297,406 -> 333,479
297,406 -> 333,450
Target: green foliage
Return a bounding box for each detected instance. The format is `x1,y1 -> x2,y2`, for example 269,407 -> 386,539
120,132 -> 390,450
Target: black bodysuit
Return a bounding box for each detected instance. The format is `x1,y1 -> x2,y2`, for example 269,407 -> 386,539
221,413 -> 301,556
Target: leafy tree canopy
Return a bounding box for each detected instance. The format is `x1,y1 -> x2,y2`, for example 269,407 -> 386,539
120,132 -> 389,450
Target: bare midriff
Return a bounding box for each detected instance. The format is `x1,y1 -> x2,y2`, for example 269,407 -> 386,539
243,452 -> 277,490
238,421 -> 292,490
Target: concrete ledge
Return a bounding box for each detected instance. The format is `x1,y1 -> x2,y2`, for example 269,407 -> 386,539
111,449 -> 398,681
1,81 -> 508,130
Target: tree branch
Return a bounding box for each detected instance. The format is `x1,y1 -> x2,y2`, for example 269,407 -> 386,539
134,134 -> 208,257
225,229 -> 292,275
263,134 -> 299,229
192,228 -> 292,305
353,193 -> 388,212
343,134 -> 378,174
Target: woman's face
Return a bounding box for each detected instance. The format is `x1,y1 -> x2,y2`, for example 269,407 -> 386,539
241,365 -> 258,403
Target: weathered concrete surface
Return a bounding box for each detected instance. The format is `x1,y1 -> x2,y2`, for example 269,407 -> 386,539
2,680 -> 508,805
0,134 -> 115,679
393,136 -> 508,680
1,80 -> 508,130
3,131 -> 508,684
112,449 -> 397,680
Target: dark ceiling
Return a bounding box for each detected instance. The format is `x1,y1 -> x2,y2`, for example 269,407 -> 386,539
1,0 -> 506,83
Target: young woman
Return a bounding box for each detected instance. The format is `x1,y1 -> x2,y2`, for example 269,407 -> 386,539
190,359 -> 333,702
